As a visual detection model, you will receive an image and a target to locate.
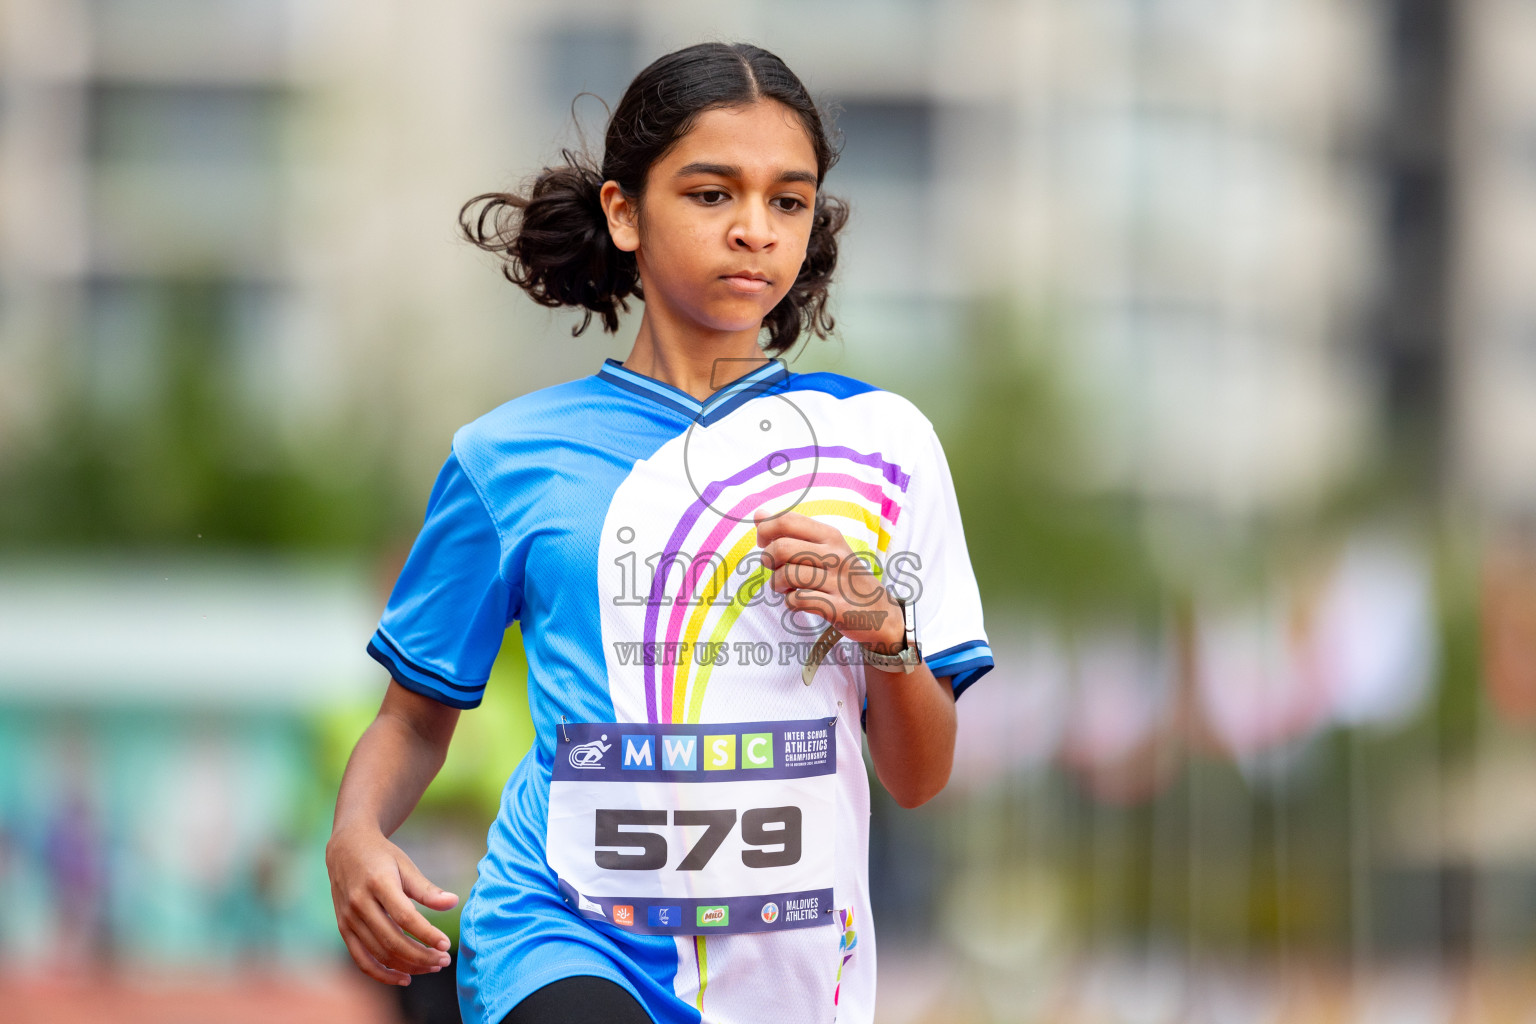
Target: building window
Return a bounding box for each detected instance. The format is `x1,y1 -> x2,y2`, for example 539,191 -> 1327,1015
88,84 -> 285,166
87,84 -> 288,271
828,98 -> 935,185
539,25 -> 640,119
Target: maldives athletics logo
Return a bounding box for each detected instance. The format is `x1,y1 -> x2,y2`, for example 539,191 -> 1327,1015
760,902 -> 780,924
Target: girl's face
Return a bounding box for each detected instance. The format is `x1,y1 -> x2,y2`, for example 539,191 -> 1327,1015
603,99 -> 820,336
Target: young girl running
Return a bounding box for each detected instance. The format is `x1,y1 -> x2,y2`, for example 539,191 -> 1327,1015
325,41 -> 993,1024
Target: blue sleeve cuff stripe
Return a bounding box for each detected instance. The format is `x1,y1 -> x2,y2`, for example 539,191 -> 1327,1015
366,637 -> 485,709
925,639 -> 991,666
926,641 -> 993,673
950,662 -> 994,701
922,638 -> 994,700
929,652 -> 993,676
388,667 -> 483,710
371,629 -> 485,694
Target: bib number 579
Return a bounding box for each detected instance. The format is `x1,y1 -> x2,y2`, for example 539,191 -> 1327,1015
595,806 -> 801,871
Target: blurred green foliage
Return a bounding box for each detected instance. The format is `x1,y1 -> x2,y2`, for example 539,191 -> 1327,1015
938,299 -> 1163,619
0,276 -> 406,550
314,627 -> 536,823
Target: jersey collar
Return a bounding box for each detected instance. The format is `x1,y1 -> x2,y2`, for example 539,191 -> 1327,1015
597,356 -> 792,426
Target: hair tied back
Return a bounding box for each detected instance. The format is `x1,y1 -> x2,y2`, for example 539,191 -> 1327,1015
459,41 -> 848,354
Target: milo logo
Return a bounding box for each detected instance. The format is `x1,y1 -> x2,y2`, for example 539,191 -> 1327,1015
696,905 -> 730,927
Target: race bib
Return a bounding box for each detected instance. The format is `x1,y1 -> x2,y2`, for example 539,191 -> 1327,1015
546,718 -> 837,935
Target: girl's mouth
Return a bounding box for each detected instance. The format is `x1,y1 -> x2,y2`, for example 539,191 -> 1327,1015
721,274 -> 771,293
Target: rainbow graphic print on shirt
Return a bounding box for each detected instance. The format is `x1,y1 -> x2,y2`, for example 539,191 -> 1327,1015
600,404 -> 912,728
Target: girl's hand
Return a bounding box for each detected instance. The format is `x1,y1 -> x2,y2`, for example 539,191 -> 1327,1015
754,508 -> 904,651
325,825 -> 459,986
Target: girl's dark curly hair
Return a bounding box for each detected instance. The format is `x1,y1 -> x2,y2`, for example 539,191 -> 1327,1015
459,41 -> 848,357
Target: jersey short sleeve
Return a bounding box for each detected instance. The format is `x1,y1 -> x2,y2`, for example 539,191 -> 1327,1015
891,420 -> 995,698
365,448 -> 518,709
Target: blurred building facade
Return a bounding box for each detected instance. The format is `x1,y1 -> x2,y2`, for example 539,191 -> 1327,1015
0,0 -> 1389,516
1454,0 -> 1536,518
2,0 -> 1533,519
0,0 -> 312,448
5,0 -> 1527,527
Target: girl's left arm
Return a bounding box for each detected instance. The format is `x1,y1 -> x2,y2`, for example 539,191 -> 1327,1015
756,508 -> 958,809
862,660 -> 957,808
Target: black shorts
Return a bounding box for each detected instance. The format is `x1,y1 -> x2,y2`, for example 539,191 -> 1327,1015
498,975 -> 653,1024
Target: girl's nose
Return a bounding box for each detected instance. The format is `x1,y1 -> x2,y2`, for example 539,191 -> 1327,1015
729,202 -> 775,251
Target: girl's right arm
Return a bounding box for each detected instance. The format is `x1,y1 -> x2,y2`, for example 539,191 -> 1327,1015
326,678 -> 464,986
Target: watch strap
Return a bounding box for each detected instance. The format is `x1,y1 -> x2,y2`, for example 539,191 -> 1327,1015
860,597 -> 921,674
801,597 -> 922,684
801,624 -> 844,686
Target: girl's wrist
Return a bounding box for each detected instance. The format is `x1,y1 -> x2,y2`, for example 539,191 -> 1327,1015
853,592 -> 907,654
330,810 -> 389,844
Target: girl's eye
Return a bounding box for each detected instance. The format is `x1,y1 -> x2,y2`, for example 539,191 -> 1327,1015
774,197 -> 808,213
694,190 -> 728,205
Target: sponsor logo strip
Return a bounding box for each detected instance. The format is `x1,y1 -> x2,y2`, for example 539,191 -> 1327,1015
556,880 -> 832,935
552,719 -> 834,783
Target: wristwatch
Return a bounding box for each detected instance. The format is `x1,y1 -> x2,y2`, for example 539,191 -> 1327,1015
800,595 -> 923,685
860,596 -> 923,674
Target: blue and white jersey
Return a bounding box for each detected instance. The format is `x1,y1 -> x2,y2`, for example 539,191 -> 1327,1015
367,356 -> 993,1024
